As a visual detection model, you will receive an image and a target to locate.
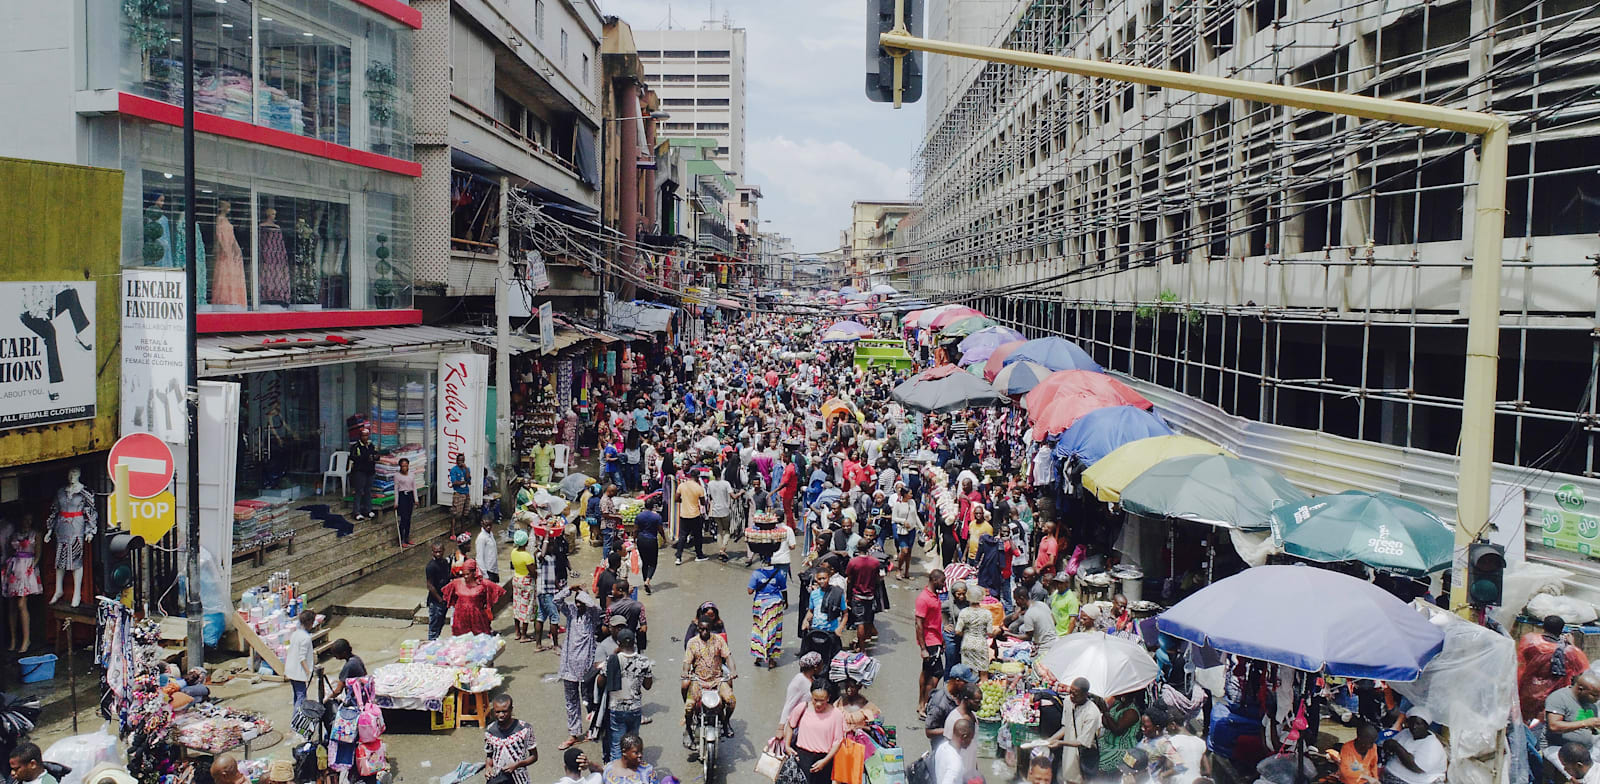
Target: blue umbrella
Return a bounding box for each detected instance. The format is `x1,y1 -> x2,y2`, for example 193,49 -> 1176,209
1003,337 -> 1103,373
839,285 -> 861,295
991,360 -> 1054,397
871,284 -> 899,295
957,327 -> 1025,364
1052,406 -> 1173,465
1157,565 -> 1445,680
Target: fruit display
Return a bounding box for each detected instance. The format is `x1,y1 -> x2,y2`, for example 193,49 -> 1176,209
976,680 -> 1006,720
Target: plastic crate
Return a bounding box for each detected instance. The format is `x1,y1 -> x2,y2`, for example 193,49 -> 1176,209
19,654 -> 56,683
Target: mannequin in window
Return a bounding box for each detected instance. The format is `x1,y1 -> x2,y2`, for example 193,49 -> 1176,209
258,207 -> 290,305
146,190 -> 210,303
45,468 -> 97,607
212,200 -> 248,307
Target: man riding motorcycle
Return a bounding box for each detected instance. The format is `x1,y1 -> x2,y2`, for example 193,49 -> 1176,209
681,615 -> 737,750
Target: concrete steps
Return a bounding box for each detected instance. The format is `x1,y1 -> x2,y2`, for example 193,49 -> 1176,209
230,502 -> 456,606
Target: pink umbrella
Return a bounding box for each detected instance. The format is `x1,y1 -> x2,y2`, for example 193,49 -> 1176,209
1024,370 -> 1151,416
929,307 -> 984,331
983,340 -> 1027,381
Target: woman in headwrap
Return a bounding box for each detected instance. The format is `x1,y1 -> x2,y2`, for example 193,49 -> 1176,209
442,558 -> 505,635
749,555 -> 788,669
509,530 -> 536,642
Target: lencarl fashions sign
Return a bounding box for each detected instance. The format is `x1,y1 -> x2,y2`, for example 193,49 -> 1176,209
121,269 -> 188,443
0,282 -> 97,429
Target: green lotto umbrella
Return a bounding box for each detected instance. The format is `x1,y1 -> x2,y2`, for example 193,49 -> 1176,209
1120,454 -> 1310,530
939,315 -> 998,338
1269,490 -> 1455,577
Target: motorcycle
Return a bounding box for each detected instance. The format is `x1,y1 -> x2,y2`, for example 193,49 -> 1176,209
687,677 -> 730,780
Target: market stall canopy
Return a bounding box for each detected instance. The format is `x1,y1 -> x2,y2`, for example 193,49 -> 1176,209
871,284 -> 899,295
1052,406 -> 1175,466
957,327 -> 1026,365
1024,370 -> 1150,415
839,286 -> 861,295
557,473 -> 593,500
1035,633 -> 1161,697
891,363 -> 1005,413
1080,435 -> 1229,503
820,398 -> 864,423
906,304 -> 963,329
844,292 -> 870,301
991,360 -> 1055,397
820,329 -> 866,343
964,361 -> 987,376
1270,491 -> 1455,577
829,320 -> 874,335
938,315 -> 998,338
1120,454 -> 1311,530
928,307 -> 986,331
983,340 -> 1029,381
1003,337 -> 1103,374
1156,564 -> 1446,680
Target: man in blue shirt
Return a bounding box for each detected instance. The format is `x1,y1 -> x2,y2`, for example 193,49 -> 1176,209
632,403 -> 652,434
449,453 -> 471,535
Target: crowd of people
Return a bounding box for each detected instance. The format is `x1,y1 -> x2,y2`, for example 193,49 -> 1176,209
346,309 -> 1465,784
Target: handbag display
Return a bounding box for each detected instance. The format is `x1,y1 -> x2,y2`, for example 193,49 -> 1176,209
754,738 -> 786,782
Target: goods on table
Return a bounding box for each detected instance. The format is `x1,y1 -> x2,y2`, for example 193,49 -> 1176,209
995,639 -> 1034,664
976,680 -> 1006,720
456,667 -> 504,693
1000,694 -> 1039,726
373,662 -> 460,701
397,633 -> 503,667
174,705 -> 272,753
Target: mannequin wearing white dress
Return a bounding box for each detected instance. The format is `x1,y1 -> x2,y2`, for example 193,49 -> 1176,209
45,468 -> 96,606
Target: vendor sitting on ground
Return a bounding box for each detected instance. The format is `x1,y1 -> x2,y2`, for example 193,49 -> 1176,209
1379,711 -> 1446,784
1326,723 -> 1380,784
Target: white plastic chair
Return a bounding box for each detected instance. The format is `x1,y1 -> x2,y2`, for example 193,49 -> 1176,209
322,451 -> 350,496
552,444 -> 570,478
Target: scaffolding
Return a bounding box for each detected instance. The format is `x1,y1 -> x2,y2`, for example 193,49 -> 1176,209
909,0 -> 1600,478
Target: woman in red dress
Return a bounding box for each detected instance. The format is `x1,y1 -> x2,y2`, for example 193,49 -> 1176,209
442,559 -> 505,635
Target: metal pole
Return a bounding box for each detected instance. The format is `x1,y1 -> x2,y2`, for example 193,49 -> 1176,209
182,0 -> 203,670
496,176 -> 512,505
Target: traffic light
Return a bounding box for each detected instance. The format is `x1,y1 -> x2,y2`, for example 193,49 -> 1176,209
1466,541 -> 1506,606
866,0 -> 924,105
98,531 -> 145,598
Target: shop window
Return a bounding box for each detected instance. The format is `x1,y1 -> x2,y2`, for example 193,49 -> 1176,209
256,192 -> 352,309
123,0 -> 255,122
258,15 -> 353,145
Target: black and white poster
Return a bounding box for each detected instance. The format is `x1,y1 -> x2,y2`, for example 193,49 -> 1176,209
121,269 -> 188,443
0,282 -> 97,429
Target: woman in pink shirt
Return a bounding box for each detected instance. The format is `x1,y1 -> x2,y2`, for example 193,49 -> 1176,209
780,680 -> 846,784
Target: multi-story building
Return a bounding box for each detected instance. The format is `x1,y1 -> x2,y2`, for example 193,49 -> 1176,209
911,0 -> 1600,587
412,0 -> 605,313
846,200 -> 920,286
730,184 -> 763,287
633,25 -> 748,179
600,18 -> 664,301
0,0 -> 504,602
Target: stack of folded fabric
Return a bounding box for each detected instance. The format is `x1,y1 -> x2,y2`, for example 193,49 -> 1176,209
829,651 -> 880,686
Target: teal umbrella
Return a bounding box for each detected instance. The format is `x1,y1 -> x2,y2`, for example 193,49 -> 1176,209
939,315 -> 997,338
1269,491 -> 1455,577
1120,454 -> 1309,530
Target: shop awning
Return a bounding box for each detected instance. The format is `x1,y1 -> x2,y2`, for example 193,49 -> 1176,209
199,325 -> 481,376
467,327 -> 594,355
609,300 -> 676,333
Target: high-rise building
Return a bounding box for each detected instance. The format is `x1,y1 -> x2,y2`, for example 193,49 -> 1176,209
911,0 -> 1600,591
633,25 -> 748,180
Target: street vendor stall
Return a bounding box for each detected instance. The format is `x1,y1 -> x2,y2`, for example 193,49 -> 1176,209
374,634 -> 505,726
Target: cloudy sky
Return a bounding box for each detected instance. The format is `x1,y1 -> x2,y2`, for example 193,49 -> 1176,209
599,0 -> 922,254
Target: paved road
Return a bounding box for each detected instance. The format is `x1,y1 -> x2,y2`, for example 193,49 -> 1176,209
380,538 -> 940,782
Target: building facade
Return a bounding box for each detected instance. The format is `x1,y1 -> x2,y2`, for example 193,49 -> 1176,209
846,200 -> 920,286
633,25 -> 748,179
601,18 -> 663,301
911,0 -> 1600,584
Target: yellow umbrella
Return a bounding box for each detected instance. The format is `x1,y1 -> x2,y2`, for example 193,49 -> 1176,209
1080,435 -> 1229,503
820,397 -> 864,424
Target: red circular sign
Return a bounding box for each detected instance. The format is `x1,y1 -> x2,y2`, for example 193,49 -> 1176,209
107,433 -> 176,499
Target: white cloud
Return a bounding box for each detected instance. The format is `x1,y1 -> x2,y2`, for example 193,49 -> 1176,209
748,136 -> 911,253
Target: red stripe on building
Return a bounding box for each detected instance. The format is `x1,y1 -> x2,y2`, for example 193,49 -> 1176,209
352,0 -> 422,28
198,309 -> 424,334
118,93 -> 423,177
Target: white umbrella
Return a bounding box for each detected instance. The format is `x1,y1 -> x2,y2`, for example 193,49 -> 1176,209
1034,632 -> 1160,697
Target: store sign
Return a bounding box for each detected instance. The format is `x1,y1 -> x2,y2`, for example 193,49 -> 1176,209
0,282 -> 97,429
121,269 -> 187,443
111,489 -> 177,543
539,302 -> 555,354
437,352 -> 488,506
526,251 -> 550,292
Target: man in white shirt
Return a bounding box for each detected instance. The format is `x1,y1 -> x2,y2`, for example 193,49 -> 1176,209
1045,677 -> 1103,783
284,610 -> 316,714
935,718 -> 976,784
705,473 -> 735,562
1381,713 -> 1448,784
476,518 -> 500,583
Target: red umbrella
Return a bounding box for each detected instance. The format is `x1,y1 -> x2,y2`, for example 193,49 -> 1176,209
983,340 -> 1027,381
929,307 -> 984,331
1030,396 -> 1122,441
1024,370 -> 1152,415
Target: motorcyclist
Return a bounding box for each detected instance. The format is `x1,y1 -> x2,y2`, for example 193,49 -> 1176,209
681,616 -> 738,749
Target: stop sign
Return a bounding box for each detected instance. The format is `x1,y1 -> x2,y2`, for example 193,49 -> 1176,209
108,433 -> 176,498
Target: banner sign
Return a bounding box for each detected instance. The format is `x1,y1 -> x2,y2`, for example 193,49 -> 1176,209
526,251 -> 550,291
539,302 -> 555,354
121,269 -> 187,442
437,352 -> 489,506
0,282 -> 97,429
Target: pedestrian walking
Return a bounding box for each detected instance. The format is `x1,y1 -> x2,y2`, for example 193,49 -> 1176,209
284,610 -> 315,712
482,694 -> 537,784
394,457 -> 416,546
509,530 -> 535,643
348,428 -> 380,521
476,517 -> 500,585
557,584 -> 602,750
604,628 -> 653,762
449,453 -> 472,535
675,470 -> 707,564
749,555 -> 787,669
425,541 -> 451,640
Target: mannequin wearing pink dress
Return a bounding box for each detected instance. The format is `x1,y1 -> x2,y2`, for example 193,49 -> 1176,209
211,200 -> 248,306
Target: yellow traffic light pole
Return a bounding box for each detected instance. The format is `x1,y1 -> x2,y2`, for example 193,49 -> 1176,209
882,31 -> 1510,612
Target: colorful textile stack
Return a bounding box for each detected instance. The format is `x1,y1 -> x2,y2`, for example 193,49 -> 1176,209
232,497 -> 293,551
397,633 -> 504,667
829,651 -> 879,686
